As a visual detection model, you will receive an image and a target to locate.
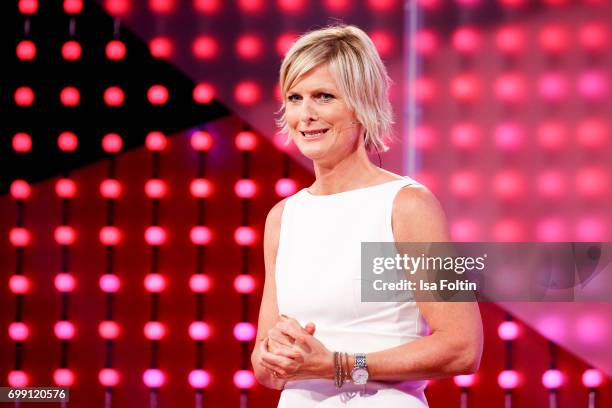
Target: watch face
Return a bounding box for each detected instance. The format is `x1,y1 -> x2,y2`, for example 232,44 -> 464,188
351,367 -> 369,385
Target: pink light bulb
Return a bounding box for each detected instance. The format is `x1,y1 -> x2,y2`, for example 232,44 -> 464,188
537,121 -> 567,150
100,226 -> 121,246
191,130 -> 213,151
233,322 -> 256,342
145,179 -> 168,199
145,226 -> 167,246
234,275 -> 256,294
144,274 -> 167,293
54,273 -> 76,293
188,369 -> 211,389
236,34 -> 263,60
190,178 -> 213,198
450,74 -> 480,102
10,227 -> 31,247
234,81 -> 261,106
576,217 -> 606,241
100,179 -> 122,199
104,86 -> 125,107
150,0 -> 175,13
13,132 -> 32,153
15,86 -> 35,107
276,32 -> 298,56
234,226 -> 256,246
16,40 -> 36,60
10,180 -> 31,200
8,322 -> 30,342
189,274 -> 211,293
450,218 -> 481,242
414,29 -> 438,56
58,131 -> 78,152
579,22 -> 608,52
414,77 -> 436,104
538,72 -> 567,101
192,35 -> 219,60
194,0 -> 221,14
235,131 -> 258,151
578,70 -> 607,100
145,131 -> 167,151
189,321 -> 211,341
54,321 -> 76,340
56,178 -> 77,198
449,171 -> 480,199
452,26 -> 480,54
492,219 -> 524,242
493,171 -> 524,200
369,30 -> 394,58
8,370 -> 29,387
539,25 -> 568,53
148,85 -> 169,105
496,25 -> 525,54
99,274 -> 121,293
144,322 -> 166,340
53,368 -> 75,386
537,170 -> 565,199
542,369 -> 563,389
193,82 -> 215,104
60,86 -> 80,107
54,226 -> 76,245
275,178 -> 298,197
494,73 -> 525,103
102,133 -> 123,153
64,0 -> 83,14
150,36 -> 173,59
143,369 -> 165,388
498,321 -> 519,340
453,374 -> 476,388
450,123 -> 480,150
576,118 -> 607,149
106,40 -> 126,60
536,218 -> 567,242
9,275 -> 31,294
582,369 -> 604,388
61,41 -> 82,61
498,370 -> 519,389
190,226 -> 212,245
98,321 -> 121,339
576,167 -> 607,198
494,122 -> 524,151
105,0 -> 130,16
99,368 -> 120,387
235,179 -> 257,198
233,370 -> 256,389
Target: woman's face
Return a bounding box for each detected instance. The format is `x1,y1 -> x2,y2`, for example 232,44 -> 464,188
285,64 -> 361,163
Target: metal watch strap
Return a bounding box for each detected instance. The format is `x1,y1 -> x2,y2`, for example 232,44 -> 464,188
354,352 -> 366,369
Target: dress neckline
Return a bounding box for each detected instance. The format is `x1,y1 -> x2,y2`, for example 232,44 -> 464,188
302,178 -> 408,198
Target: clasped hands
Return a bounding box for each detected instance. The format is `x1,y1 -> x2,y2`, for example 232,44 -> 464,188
257,315 -> 332,382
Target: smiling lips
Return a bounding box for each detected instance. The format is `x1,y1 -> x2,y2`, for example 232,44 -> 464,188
300,129 -> 329,139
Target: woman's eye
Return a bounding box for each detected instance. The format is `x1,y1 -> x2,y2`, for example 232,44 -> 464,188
287,94 -> 301,102
319,93 -> 334,101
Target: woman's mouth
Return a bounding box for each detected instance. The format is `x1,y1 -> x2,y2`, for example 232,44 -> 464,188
300,129 -> 329,140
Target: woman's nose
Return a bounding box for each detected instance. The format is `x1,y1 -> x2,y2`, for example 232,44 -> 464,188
299,99 -> 318,122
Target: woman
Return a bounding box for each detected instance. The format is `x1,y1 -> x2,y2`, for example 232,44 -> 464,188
251,25 -> 483,407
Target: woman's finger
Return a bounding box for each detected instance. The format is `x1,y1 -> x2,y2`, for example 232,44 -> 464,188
268,327 -> 295,346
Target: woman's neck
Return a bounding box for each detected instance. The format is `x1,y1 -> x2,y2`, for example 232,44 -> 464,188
310,149 -> 381,195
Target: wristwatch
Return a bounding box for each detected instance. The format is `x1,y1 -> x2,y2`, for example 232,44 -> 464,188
351,353 -> 369,385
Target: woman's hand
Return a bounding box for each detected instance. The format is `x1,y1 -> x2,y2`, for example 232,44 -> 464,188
258,316 -> 333,381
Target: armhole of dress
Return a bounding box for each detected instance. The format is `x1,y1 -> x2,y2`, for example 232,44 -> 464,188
275,195 -> 295,273
388,180 -> 421,242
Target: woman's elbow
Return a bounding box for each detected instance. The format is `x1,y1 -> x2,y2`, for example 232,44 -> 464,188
453,341 -> 482,375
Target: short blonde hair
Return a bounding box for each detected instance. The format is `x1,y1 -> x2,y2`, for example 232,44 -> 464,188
277,24 -> 393,153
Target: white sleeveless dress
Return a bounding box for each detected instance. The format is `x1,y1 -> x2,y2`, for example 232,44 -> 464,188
275,178 -> 429,407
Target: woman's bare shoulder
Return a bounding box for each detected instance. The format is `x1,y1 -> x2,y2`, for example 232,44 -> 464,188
392,183 -> 449,242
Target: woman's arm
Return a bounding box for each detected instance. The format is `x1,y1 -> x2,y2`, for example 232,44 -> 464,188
367,185 -> 483,380
250,199 -> 290,390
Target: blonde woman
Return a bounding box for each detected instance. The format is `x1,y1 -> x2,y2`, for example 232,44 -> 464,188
251,25 -> 483,407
